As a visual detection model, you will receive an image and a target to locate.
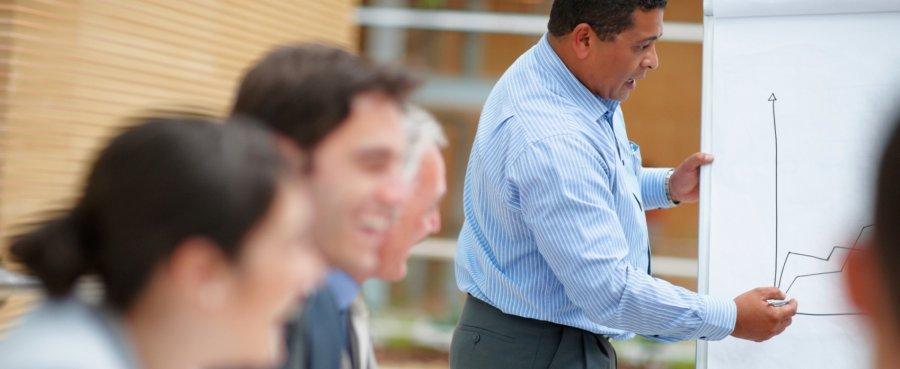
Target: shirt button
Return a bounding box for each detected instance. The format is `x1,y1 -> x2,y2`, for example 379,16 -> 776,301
700,336 -> 708,339
472,333 -> 481,343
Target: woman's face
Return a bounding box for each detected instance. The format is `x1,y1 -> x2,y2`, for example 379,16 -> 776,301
215,180 -> 324,366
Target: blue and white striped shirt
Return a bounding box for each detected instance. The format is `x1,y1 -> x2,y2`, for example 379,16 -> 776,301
455,34 -> 736,342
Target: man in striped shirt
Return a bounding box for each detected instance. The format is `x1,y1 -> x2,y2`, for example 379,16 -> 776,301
451,1 -> 797,367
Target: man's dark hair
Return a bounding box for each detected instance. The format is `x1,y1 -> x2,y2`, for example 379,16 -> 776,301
875,111 -> 900,319
548,0 -> 667,41
231,44 -> 418,151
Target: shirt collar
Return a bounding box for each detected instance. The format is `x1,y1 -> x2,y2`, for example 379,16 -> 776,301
534,33 -> 620,122
325,269 -> 360,311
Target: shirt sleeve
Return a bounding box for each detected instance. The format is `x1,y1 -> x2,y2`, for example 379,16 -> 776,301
641,167 -> 675,210
509,134 -> 736,341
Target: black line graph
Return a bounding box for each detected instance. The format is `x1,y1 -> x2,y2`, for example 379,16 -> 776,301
776,225 -> 870,316
778,226 -> 870,295
768,93 -> 869,316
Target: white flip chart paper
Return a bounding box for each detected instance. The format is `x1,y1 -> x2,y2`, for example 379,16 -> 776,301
699,1 -> 900,368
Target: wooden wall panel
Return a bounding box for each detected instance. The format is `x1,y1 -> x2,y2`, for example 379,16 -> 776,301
0,0 -> 357,243
0,0 -> 358,332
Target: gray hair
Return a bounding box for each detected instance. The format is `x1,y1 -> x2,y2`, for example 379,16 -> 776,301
403,105 -> 448,179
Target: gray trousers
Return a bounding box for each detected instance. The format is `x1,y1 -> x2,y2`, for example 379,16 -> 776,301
450,295 -> 616,369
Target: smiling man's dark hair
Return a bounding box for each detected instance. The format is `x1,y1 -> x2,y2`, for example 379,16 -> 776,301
231,43 -> 417,152
548,0 -> 668,41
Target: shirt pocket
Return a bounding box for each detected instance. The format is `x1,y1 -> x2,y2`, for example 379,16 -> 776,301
627,141 -> 643,176
623,141 -> 644,210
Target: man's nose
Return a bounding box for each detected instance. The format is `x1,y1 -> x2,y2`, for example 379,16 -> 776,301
643,44 -> 660,70
377,170 -> 409,207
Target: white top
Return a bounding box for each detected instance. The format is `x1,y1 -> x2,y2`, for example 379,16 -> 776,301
705,0 -> 900,18
0,299 -> 138,369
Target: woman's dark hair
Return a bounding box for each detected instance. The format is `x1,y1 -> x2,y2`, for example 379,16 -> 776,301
548,0 -> 668,41
230,43 -> 418,151
876,111 -> 900,320
10,115 -> 294,310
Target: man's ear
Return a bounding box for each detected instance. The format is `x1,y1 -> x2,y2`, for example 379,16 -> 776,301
167,236 -> 233,311
570,23 -> 594,60
845,245 -> 882,317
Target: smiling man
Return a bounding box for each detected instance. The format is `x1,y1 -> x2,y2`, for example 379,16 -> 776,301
231,44 -> 416,369
338,106 -> 449,369
451,1 -> 797,368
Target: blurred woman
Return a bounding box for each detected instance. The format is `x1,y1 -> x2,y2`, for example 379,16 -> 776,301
0,115 -> 325,369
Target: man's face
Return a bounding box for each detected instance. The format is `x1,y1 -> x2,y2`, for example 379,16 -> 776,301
583,8 -> 663,101
309,92 -> 408,278
374,145 -> 447,281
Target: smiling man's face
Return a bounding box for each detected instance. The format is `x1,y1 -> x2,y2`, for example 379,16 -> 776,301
309,91 -> 408,278
583,8 -> 663,101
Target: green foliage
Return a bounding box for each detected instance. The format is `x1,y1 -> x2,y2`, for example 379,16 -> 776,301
414,0 -> 448,8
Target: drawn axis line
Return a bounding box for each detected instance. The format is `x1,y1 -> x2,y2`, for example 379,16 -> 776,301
767,93 -> 871,316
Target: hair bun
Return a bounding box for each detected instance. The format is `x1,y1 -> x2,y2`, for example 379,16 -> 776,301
10,211 -> 92,298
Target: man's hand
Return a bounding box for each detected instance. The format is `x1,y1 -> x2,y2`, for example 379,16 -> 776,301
669,152 -> 714,203
731,287 -> 798,342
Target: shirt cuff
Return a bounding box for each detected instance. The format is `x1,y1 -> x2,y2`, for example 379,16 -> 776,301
640,167 -> 674,210
695,295 -> 737,341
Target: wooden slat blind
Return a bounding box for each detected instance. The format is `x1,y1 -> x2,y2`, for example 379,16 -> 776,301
0,0 -> 357,242
0,0 -> 358,333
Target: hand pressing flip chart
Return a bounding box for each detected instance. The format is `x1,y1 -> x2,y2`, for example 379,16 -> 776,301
698,0 -> 900,368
